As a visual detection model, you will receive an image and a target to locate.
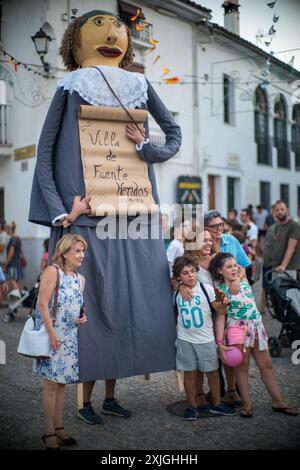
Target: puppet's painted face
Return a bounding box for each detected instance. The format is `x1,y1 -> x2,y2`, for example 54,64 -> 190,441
74,14 -> 128,68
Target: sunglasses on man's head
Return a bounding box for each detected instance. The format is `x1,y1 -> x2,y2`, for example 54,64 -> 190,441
208,222 -> 225,230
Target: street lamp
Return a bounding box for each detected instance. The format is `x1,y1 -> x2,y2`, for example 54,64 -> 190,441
31,27 -> 52,74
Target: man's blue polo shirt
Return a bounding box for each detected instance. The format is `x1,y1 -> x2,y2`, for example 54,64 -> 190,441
220,234 -> 251,268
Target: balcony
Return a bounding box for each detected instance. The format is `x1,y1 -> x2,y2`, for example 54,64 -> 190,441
120,14 -> 153,48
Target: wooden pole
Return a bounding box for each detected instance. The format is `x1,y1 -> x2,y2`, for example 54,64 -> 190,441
176,370 -> 184,392
76,383 -> 83,409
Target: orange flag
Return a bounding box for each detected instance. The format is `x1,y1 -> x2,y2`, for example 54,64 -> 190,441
153,55 -> 161,64
161,67 -> 171,77
163,77 -> 181,84
149,37 -> 159,45
136,23 -> 146,31
130,8 -> 141,21
146,46 -> 156,54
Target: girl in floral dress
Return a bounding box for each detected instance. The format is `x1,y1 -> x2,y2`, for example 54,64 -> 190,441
209,252 -> 298,418
34,234 -> 87,449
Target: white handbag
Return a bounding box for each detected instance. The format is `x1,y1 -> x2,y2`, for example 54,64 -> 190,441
17,318 -> 52,359
17,265 -> 60,359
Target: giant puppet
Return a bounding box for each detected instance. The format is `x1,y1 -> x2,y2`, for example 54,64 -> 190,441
29,11 -> 181,410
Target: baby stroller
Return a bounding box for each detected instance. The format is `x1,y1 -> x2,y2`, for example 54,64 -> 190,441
265,269 -> 300,357
3,277 -> 40,323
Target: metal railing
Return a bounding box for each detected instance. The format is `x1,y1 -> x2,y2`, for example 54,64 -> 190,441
120,14 -> 153,44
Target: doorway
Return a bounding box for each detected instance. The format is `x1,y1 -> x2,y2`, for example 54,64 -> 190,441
208,175 -> 216,210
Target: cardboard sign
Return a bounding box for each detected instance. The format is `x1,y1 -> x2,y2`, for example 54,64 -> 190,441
78,105 -> 158,216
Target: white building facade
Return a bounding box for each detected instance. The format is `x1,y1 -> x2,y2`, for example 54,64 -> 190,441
195,4 -> 300,217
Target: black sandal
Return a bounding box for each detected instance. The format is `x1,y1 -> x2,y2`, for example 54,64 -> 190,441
42,433 -> 61,450
239,408 -> 253,418
55,427 -> 77,446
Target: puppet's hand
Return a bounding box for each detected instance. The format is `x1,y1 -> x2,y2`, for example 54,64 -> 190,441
68,196 -> 91,223
126,124 -> 145,145
215,288 -> 226,303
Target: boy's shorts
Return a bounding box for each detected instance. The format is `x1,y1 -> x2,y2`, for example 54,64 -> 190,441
176,338 -> 218,372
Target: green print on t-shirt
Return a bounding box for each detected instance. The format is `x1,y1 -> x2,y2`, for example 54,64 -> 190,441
180,306 -> 204,329
219,281 -> 259,321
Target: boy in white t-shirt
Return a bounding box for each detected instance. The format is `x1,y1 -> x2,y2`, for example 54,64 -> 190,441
173,255 -> 237,421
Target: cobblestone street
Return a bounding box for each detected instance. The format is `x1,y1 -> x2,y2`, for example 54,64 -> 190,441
1,283 -> 300,451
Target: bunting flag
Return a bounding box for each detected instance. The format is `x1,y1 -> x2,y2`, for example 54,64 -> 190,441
146,45 -> 156,54
273,13 -> 279,22
0,48 -> 55,78
163,76 -> 181,84
267,1 -> 276,8
153,55 -> 161,64
135,23 -> 147,31
288,56 -> 295,68
149,37 -> 159,45
130,8 -> 141,21
268,24 -> 276,35
161,66 -> 171,77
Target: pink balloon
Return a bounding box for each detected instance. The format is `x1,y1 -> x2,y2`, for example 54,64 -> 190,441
223,346 -> 243,367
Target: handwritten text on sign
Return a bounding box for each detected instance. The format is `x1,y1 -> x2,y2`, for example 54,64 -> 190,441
78,106 -> 157,216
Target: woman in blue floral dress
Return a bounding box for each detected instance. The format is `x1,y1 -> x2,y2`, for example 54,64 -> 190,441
33,234 -> 87,449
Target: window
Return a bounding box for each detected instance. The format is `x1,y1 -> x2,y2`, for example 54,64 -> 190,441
280,184 -> 289,207
118,1 -> 153,44
292,104 -> 300,171
0,80 -> 8,145
223,74 -> 235,125
255,86 -> 271,165
260,181 -> 271,210
274,95 -> 289,168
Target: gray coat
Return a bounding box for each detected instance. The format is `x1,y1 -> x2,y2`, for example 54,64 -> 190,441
29,81 -> 182,380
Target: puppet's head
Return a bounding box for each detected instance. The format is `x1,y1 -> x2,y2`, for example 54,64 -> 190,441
60,10 -> 134,70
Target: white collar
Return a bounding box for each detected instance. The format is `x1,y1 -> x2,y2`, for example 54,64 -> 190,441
57,65 -> 148,108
